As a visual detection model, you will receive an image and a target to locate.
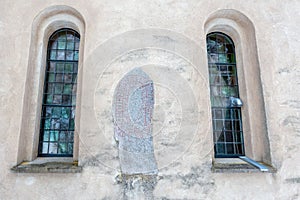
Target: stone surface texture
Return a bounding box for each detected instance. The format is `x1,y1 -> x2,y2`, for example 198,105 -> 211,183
113,68 -> 157,175
0,0 -> 299,199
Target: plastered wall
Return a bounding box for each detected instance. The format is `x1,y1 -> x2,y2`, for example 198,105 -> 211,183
0,0 -> 299,199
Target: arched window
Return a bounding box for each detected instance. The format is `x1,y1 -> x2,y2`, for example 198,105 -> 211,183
207,32 -> 245,158
38,29 -> 80,156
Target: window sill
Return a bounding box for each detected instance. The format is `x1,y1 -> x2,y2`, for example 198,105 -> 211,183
11,157 -> 82,173
212,158 -> 276,173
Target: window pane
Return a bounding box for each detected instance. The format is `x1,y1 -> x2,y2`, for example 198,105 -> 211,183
66,51 -> 74,60
49,143 -> 58,154
57,50 -> 65,60
65,64 -> 73,72
42,143 -> 49,154
39,29 -> 80,156
74,51 -> 79,60
58,143 -> 67,154
63,84 -> 72,94
48,73 -> 55,82
64,74 -> 72,83
66,42 -> 74,50
60,131 -> 67,141
57,41 -> 66,49
43,131 -> 49,141
207,32 -> 244,158
56,63 -> 64,72
50,51 -> 56,60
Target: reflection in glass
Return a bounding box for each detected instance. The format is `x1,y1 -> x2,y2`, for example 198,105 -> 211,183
39,29 -> 80,156
207,32 -> 245,157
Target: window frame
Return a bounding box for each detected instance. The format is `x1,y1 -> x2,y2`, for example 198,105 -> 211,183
204,9 -> 272,167
16,5 -> 85,165
38,28 -> 80,157
206,32 -> 245,158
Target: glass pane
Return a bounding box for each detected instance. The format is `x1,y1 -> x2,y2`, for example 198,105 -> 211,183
46,83 -> 53,93
53,107 -> 61,118
49,143 -> 58,154
75,42 -> 79,50
57,50 -> 65,60
57,41 -> 66,49
213,109 -> 222,119
61,118 -> 69,129
228,54 -> 235,63
50,131 -> 59,141
58,143 -> 67,153
217,43 -> 225,53
64,74 -> 72,83
236,143 -> 243,154
60,131 -> 67,141
207,33 -> 244,157
56,74 -> 63,82
51,119 -> 60,129
53,95 -> 62,104
62,95 -> 71,105
72,85 -> 77,94
46,95 -> 53,104
43,131 -> 49,141
66,51 -> 74,60
54,84 -> 63,94
56,63 -> 64,72
225,120 -> 231,131
70,119 -> 75,129
50,41 -> 57,49
226,144 -> 234,154
50,51 -> 56,60
48,73 -> 55,82
73,64 -> 78,72
216,143 -> 225,154
214,131 -> 222,142
74,51 -> 79,60
71,107 -> 76,118
66,33 -> 74,40
73,74 -> 77,83
49,62 -> 55,71
219,54 -> 228,63
217,132 -> 225,142
45,107 -> 52,117
44,119 -> 51,129
214,120 -> 223,131
234,120 -> 241,131
57,31 -> 66,40
62,107 -> 70,119
71,95 -> 76,106
39,29 -> 80,156
42,142 -> 49,153
63,84 -> 72,94
68,143 -> 73,154
68,132 -> 74,142
225,132 -> 233,142
65,63 -> 73,72
66,42 -> 74,50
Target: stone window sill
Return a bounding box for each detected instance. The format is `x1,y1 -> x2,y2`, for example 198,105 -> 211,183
212,158 -> 276,173
11,157 -> 82,173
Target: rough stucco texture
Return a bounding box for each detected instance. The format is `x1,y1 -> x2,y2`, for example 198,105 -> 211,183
0,0 -> 300,199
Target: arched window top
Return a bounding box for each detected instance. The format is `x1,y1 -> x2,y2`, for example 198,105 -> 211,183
206,32 -> 244,158
38,28 -> 80,157
207,32 -> 236,65
48,29 -> 80,61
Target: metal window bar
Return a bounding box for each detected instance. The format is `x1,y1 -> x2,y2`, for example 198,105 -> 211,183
38,29 -> 80,157
207,32 -> 245,158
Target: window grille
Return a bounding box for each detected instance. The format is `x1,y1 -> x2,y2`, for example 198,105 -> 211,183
38,29 -> 80,156
207,32 -> 245,157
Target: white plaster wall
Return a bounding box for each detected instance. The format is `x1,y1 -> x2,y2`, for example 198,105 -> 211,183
0,0 -> 299,199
